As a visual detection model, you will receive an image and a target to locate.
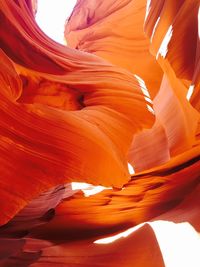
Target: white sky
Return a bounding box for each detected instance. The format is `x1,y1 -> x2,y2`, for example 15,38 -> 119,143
36,0 -> 77,44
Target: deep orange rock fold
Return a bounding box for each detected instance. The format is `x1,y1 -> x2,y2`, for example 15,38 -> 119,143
0,0 -> 199,266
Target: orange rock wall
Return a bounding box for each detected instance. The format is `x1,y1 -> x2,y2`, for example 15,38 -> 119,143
0,0 -> 199,266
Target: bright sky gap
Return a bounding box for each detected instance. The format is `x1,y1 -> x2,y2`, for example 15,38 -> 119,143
36,0 -> 77,44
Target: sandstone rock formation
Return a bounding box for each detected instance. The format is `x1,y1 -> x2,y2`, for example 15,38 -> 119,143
0,0 -> 199,266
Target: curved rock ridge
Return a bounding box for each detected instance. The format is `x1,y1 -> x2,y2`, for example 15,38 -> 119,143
0,0 -> 154,225
65,0 -> 163,98
0,0 -> 199,266
65,0 -> 200,171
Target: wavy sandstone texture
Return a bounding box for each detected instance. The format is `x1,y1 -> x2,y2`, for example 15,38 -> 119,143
0,0 -> 199,266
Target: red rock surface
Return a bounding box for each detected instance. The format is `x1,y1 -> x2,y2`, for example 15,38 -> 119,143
0,0 -> 199,266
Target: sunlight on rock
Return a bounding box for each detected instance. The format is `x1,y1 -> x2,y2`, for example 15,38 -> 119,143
72,162 -> 133,196
94,223 -> 145,244
150,221 -> 200,267
145,0 -> 152,22
134,74 -> 155,115
71,182 -> 112,197
128,162 -> 135,175
186,85 -> 195,101
156,25 -> 173,60
95,220 -> 200,267
150,17 -> 160,43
